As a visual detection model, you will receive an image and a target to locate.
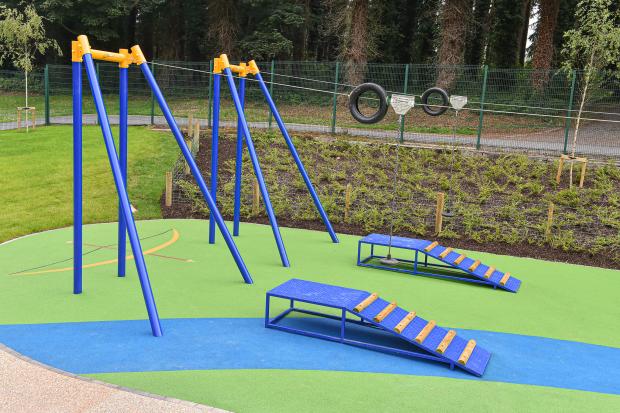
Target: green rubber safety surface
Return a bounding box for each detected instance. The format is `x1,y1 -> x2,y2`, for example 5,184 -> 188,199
1,219 -> 619,347
87,369 -> 620,413
1,219 -> 620,412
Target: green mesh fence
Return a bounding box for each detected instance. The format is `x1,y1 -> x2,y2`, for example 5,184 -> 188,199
1,61 -> 619,159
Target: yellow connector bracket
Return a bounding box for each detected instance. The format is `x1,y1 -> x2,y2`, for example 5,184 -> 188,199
71,41 -> 82,62
130,45 -> 147,65
73,35 -> 144,67
247,60 -> 260,76
77,35 -> 92,56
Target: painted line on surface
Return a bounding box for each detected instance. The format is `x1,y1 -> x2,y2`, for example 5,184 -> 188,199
14,229 -> 181,276
0,318 -> 618,395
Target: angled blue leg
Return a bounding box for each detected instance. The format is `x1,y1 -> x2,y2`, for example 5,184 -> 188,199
139,62 -> 254,284
83,53 -> 162,336
223,67 -> 289,267
254,72 -> 339,243
73,61 -> 82,294
209,73 -> 220,244
117,67 -> 128,277
233,77 -> 246,236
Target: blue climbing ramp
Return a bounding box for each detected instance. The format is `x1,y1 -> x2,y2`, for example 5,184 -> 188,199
265,278 -> 491,376
357,233 -> 522,293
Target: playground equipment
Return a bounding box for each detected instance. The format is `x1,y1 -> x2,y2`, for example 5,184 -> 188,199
357,234 -> 522,292
71,36 -> 253,337
443,94 -> 468,218
209,56 -> 339,267
265,278 -> 491,376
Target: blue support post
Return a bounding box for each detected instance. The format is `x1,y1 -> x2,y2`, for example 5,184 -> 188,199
72,61 -> 83,294
233,76 -> 246,236
82,54 -> 163,336
138,62 -> 254,283
118,67 -> 128,277
209,72 -> 221,244
222,67 -> 290,267
254,72 -> 339,243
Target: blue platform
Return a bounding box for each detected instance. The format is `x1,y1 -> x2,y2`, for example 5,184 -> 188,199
266,278 -> 491,376
357,233 -> 522,293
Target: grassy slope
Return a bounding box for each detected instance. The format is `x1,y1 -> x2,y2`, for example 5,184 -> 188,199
0,125 -> 179,242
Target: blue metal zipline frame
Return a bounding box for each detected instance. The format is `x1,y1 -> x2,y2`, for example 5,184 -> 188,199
72,38 -> 254,337
209,57 -> 339,268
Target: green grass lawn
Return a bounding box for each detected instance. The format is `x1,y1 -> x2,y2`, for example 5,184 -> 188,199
0,125 -> 179,242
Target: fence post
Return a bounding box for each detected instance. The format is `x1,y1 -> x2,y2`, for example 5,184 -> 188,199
330,61 -> 340,134
268,60 -> 276,129
399,63 -> 410,143
475,65 -> 488,150
44,64 -> 50,125
208,59 -> 213,128
150,60 -> 155,125
563,70 -> 577,154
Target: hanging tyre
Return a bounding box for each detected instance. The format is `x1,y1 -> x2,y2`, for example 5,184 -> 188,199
421,87 -> 449,116
348,83 -> 388,124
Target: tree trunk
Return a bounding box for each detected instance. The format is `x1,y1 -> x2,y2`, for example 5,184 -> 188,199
517,0 -> 533,66
466,0 -> 492,65
436,0 -> 471,90
208,0 -> 237,55
531,0 -> 561,90
342,0 -> 369,85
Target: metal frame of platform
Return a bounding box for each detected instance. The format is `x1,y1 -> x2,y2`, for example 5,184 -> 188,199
357,234 -> 521,292
265,279 -> 491,376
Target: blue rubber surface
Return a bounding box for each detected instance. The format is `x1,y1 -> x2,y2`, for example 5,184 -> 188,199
1,318 -> 619,395
269,279 -> 490,376
359,234 -> 522,292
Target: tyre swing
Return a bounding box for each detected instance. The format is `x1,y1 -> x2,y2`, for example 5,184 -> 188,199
348,84 -> 450,265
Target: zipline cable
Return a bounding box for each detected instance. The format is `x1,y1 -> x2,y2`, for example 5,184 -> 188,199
147,61 -> 620,124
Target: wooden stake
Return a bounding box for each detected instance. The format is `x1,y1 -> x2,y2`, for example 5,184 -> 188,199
165,171 -> 173,207
194,121 -> 200,142
556,155 -> 565,184
344,183 -> 352,221
579,159 -> 587,188
545,202 -> 554,239
252,177 -> 260,215
184,139 -> 191,174
435,192 -> 445,234
187,113 -> 193,134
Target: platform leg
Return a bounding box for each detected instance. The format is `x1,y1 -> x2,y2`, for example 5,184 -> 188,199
414,250 -> 418,273
340,309 -> 346,342
264,294 -> 271,327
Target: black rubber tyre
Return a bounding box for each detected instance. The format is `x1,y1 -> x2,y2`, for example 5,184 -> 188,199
348,83 -> 388,124
421,87 -> 449,116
